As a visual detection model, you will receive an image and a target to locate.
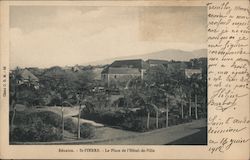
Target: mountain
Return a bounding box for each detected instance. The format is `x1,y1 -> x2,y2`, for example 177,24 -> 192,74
86,49 -> 207,65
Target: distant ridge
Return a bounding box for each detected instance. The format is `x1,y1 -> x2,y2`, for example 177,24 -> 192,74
86,48 -> 207,65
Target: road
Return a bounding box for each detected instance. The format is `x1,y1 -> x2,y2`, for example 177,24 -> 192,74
167,127 -> 207,145
86,119 -> 207,145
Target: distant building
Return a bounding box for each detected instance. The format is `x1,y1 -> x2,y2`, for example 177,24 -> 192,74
92,67 -> 103,80
72,65 -> 81,72
184,68 -> 202,79
146,59 -> 169,67
101,59 -> 148,87
16,69 -> 39,89
64,65 -> 81,72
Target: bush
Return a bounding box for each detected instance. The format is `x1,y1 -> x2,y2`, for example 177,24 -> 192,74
10,111 -> 63,142
25,111 -> 62,128
10,111 -> 62,127
122,118 -> 147,132
80,124 -> 95,139
64,118 -> 77,133
81,111 -> 125,127
11,118 -> 62,142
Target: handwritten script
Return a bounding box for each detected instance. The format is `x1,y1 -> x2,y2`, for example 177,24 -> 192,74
207,1 -> 249,154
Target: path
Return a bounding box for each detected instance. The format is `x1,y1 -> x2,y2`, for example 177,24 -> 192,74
85,119 -> 206,145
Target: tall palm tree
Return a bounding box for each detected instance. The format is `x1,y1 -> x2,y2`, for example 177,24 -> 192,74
136,90 -> 160,130
190,78 -> 201,120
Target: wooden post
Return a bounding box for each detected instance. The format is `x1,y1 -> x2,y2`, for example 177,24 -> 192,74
166,97 -> 169,128
166,107 -> 169,127
61,106 -> 64,140
180,86 -> 184,119
156,111 -> 158,129
147,112 -> 150,129
181,101 -> 184,119
189,95 -> 192,117
195,94 -> 198,120
77,104 -> 81,139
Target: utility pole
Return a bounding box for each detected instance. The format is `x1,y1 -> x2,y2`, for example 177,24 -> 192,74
180,86 -> 184,119
195,94 -> 198,120
181,100 -> 184,119
166,97 -> 169,128
189,94 -> 192,117
61,105 -> 64,140
77,104 -> 81,140
156,110 -> 159,129
147,111 -> 150,129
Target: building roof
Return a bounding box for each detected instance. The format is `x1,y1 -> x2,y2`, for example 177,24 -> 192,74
185,68 -> 202,78
102,67 -> 140,74
110,59 -> 148,69
146,59 -> 169,65
17,69 -> 39,81
101,59 -> 148,74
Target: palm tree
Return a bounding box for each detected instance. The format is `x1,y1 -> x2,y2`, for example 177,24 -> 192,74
127,74 -> 170,129
189,78 -> 201,120
189,92 -> 192,117
136,90 -> 160,130
164,93 -> 170,128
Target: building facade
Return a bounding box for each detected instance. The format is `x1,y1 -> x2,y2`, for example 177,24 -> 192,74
184,68 -> 202,79
101,59 -> 148,87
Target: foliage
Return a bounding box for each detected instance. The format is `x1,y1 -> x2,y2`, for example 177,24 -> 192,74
64,118 -> 77,133
10,66 -> 95,108
80,123 -> 95,139
10,59 -> 207,136
26,111 -> 62,128
10,111 -> 62,128
144,64 -> 168,85
11,118 -> 62,142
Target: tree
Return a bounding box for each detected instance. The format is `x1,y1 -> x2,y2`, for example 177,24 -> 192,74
188,77 -> 206,120
134,85 -> 160,130
144,64 -> 168,86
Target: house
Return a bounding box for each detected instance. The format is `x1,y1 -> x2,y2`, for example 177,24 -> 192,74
101,59 -> 148,87
146,59 -> 169,67
92,67 -> 103,80
184,68 -> 202,79
16,69 -> 39,89
63,65 -> 81,72
72,65 -> 81,72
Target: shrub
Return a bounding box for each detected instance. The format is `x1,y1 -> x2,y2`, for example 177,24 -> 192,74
11,119 -> 62,142
82,111 -> 125,127
122,118 -> 147,132
64,118 -> 77,133
80,124 -> 95,139
25,111 -> 62,128
10,111 -> 63,142
100,111 -> 125,126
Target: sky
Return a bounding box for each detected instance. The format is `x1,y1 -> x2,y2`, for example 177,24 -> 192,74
10,6 -> 207,68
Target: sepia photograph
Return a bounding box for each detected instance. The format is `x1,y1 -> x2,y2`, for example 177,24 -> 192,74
9,5 -> 208,145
